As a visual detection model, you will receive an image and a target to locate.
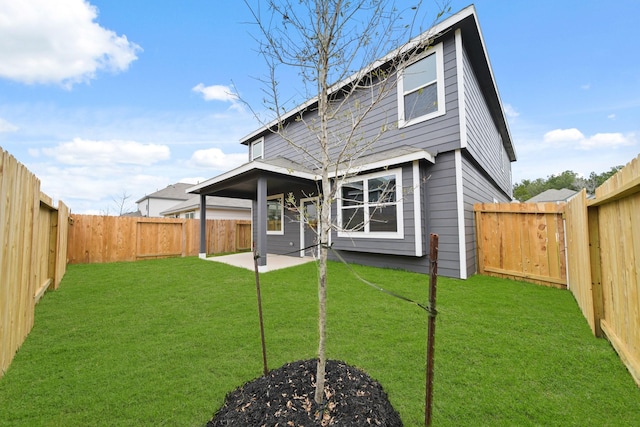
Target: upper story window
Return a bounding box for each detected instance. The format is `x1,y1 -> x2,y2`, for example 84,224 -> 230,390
397,43 -> 445,127
337,168 -> 404,239
250,137 -> 264,161
267,194 -> 284,235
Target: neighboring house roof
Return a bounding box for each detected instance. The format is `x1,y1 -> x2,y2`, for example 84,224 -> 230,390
159,195 -> 252,216
527,188 -> 578,203
238,4 -> 516,163
135,182 -> 192,203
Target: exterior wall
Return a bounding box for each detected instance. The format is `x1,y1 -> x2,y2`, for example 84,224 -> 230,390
256,34 -> 462,167
253,188 -> 306,256
331,163 -> 419,256
425,151 -> 463,278
461,45 -> 513,197
198,208 -> 251,220
460,150 -> 511,277
138,198 -> 185,218
242,30 -> 513,280
170,208 -> 251,220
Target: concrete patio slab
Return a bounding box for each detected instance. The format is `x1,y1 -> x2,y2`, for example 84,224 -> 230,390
203,252 -> 316,272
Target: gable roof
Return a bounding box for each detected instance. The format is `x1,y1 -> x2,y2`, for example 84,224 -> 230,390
136,182 -> 192,203
238,4 -> 516,162
527,188 -> 578,203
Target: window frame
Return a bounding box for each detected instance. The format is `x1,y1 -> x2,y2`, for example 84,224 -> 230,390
337,168 -> 404,239
266,194 -> 284,235
397,42 -> 446,128
250,137 -> 264,161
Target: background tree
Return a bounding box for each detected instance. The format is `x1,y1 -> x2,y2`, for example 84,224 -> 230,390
112,190 -> 134,216
245,0 -> 448,406
513,166 -> 623,201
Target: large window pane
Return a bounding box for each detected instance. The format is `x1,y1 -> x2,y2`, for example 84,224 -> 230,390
368,175 -> 396,203
369,206 -> 398,232
267,197 -> 282,232
404,83 -> 438,122
342,207 -> 364,231
341,181 -> 364,206
404,54 -> 436,91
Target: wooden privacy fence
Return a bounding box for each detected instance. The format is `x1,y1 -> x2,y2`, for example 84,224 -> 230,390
565,153 -> 640,386
1,147 -> 69,378
474,202 -> 567,288
67,215 -> 251,264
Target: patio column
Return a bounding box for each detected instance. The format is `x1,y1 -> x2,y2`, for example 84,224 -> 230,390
199,193 -> 207,259
255,176 -> 268,270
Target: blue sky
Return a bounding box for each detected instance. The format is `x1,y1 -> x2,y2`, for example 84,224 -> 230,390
1,0 -> 638,214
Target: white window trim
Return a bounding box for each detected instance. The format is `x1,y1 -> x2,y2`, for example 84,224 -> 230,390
250,137 -> 264,161
412,160 -> 423,257
337,168 -> 404,239
397,42 -> 446,128
267,194 -> 284,235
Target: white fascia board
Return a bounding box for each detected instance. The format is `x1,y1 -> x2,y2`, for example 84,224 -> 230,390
240,5 -> 477,145
186,161 -> 318,194
413,160 -> 423,257
332,150 -> 435,178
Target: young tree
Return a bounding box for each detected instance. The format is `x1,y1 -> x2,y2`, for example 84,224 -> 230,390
245,0 -> 448,406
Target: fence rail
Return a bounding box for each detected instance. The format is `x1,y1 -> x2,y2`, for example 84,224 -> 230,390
1,148 -> 68,378
474,202 -> 567,288
67,215 -> 251,264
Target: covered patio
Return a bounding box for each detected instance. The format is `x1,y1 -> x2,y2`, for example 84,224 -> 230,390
187,157 -> 319,272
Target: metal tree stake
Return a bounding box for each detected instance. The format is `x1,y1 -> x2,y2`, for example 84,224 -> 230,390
253,242 -> 269,376
425,233 -> 439,426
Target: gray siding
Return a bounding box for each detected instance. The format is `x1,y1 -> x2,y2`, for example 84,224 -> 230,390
244,31 -> 511,280
330,152 -> 463,278
331,163 -> 418,256
462,46 -> 512,197
424,151 -> 462,278
460,151 -> 510,277
255,34 -> 462,168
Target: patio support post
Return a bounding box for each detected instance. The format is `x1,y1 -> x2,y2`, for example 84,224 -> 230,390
256,176 -> 268,270
199,193 -> 207,259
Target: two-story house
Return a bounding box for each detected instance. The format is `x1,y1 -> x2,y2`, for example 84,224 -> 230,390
187,5 -> 516,279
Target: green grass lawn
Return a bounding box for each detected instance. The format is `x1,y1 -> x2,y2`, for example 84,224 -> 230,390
1,257 -> 638,426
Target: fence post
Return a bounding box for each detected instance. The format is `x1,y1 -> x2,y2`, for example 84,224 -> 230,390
587,206 -> 604,337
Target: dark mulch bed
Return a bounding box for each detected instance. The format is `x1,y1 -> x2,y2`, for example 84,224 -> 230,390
207,359 -> 403,426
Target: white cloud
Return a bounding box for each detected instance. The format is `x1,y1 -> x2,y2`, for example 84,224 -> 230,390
543,128 -> 636,150
608,114 -> 616,120
41,138 -> 170,166
189,147 -> 246,169
581,83 -> 591,90
192,83 -> 245,112
580,132 -> 636,150
0,117 -> 18,132
543,128 -> 585,143
503,103 -> 520,118
0,0 -> 141,86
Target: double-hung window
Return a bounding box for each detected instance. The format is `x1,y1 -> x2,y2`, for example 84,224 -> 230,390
266,194 -> 284,235
250,138 -> 264,161
397,43 -> 445,127
338,169 -> 404,239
